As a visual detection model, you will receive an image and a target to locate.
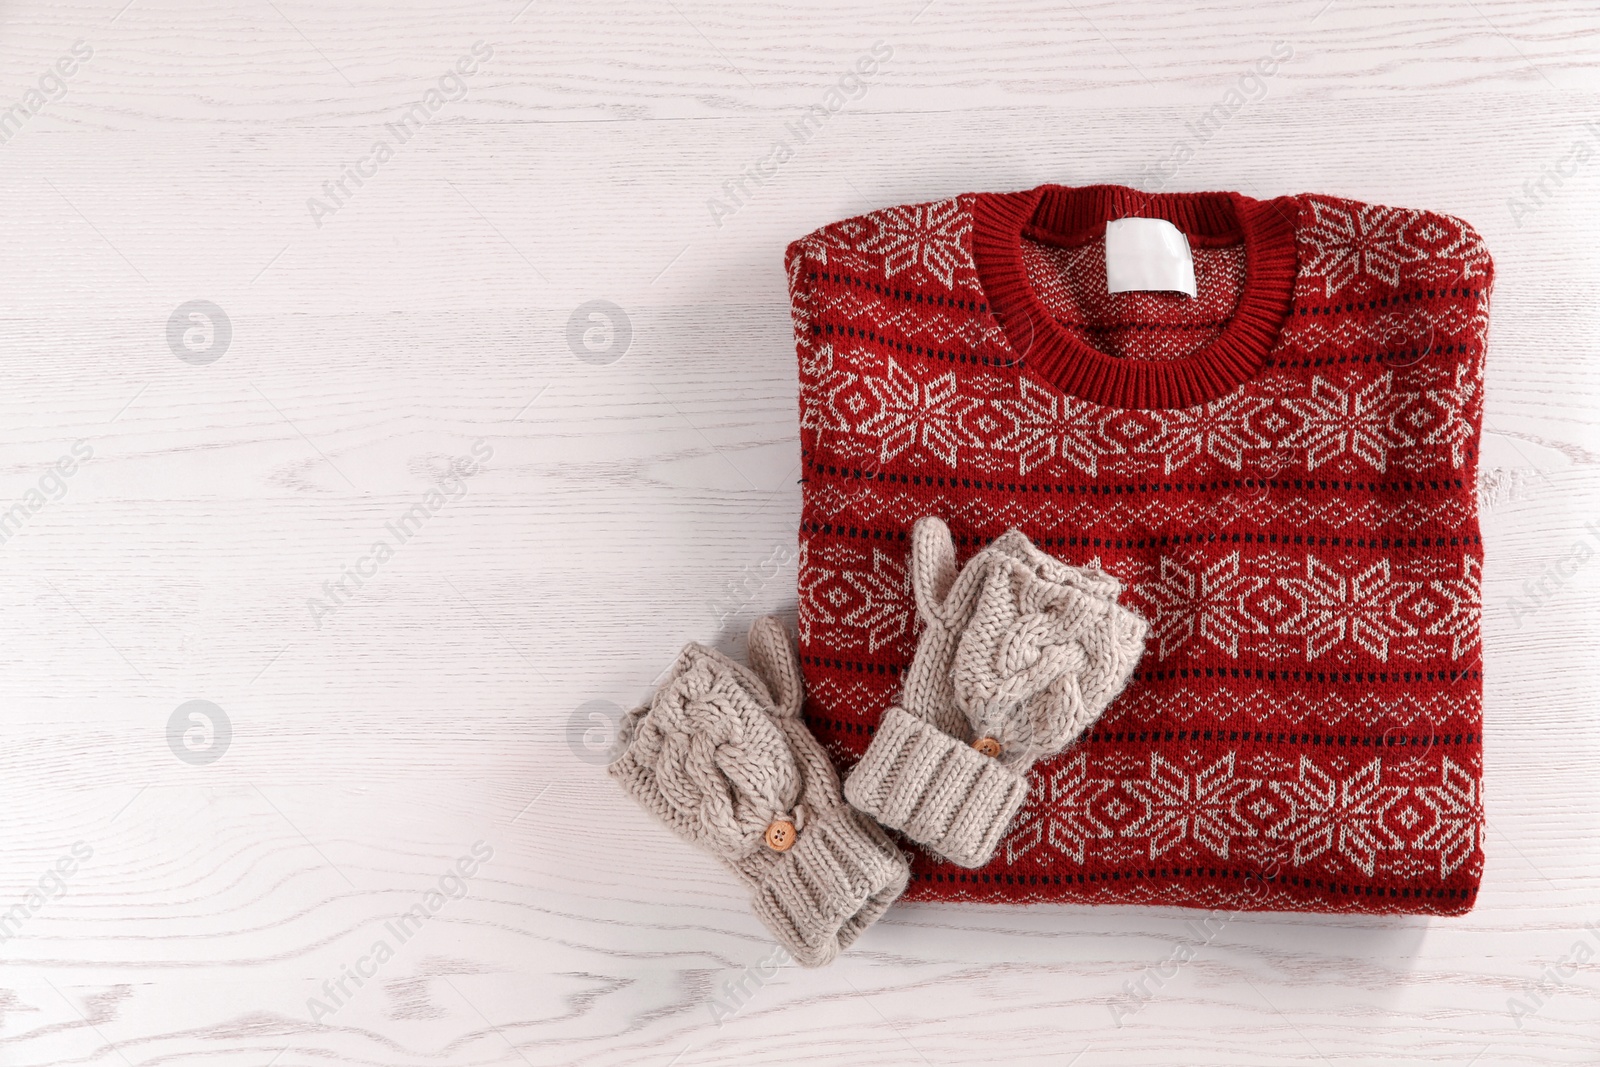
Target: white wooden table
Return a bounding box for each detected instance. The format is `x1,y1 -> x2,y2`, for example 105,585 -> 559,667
1,1 -> 1596,1063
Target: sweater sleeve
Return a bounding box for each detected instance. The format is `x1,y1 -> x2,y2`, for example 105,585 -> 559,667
784,231 -> 830,410
1410,207 -> 1493,483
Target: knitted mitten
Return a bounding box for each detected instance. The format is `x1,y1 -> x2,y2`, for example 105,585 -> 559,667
609,616 -> 910,967
843,517 -> 1148,868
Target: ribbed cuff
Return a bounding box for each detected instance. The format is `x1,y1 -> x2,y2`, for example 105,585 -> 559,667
844,706 -> 1030,869
747,805 -> 910,968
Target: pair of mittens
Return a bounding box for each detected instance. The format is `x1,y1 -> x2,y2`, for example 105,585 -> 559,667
843,516 -> 1148,868
608,616 -> 910,968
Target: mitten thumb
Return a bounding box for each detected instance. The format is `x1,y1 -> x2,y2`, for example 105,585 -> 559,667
746,615 -> 804,718
910,516 -> 958,627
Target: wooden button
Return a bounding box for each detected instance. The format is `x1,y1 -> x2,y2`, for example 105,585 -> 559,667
972,737 -> 1002,758
764,820 -> 796,852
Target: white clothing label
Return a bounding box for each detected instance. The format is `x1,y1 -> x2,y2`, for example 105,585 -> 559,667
1104,217 -> 1197,297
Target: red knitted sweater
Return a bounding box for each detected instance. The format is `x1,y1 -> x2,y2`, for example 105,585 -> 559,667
785,184 -> 1490,915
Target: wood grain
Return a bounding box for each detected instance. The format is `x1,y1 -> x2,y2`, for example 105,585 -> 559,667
0,0 -> 1597,1063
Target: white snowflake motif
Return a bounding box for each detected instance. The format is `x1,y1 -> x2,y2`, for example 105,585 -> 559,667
1268,757 -> 1403,876
858,197 -> 971,289
1280,373 -> 1412,471
1401,212 -> 1493,285
1280,556 -> 1421,661
1426,555 -> 1481,660
794,540 -> 831,646
1122,752 -> 1258,859
959,399 -> 1017,457
842,547 -> 911,653
994,374 -> 1107,475
1413,756 -> 1482,878
1005,751 -> 1116,864
796,543 -> 911,653
1097,409 -> 1167,475
1158,391 -> 1273,473
858,357 -> 980,466
798,342 -> 862,436
1422,362 -> 1480,469
1302,198 -> 1428,296
1139,550 -> 1268,659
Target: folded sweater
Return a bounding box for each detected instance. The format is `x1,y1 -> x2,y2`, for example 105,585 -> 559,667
786,183 -> 1491,914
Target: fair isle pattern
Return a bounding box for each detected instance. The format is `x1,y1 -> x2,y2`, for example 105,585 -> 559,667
799,475 -> 1482,536
858,197 -> 973,288
800,538 -> 1480,666
800,341 -> 1477,478
786,187 -> 1491,914
1007,749 -> 1482,880
1137,550 -> 1480,663
1301,197 -> 1492,296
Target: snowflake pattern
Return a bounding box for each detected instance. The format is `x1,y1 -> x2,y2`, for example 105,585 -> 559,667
1158,391 -> 1274,472
1128,551 -> 1472,665
857,197 -> 971,289
1122,752 -> 1258,859
1422,362 -> 1481,469
810,365 -> 1469,478
796,541 -> 911,653
1006,751 -> 1115,864
1413,757 -> 1482,878
995,374 -> 1108,475
1280,556 -> 1421,662
788,190 -> 1490,906
1426,556 -> 1482,660
1301,198 -> 1428,296
1139,551 -> 1267,658
797,342 -> 861,435
807,533 -> 1478,668
1281,373 -> 1412,471
996,747 -> 1480,883
1269,757 -> 1402,876
858,357 -> 980,467
794,540 -> 828,646
841,547 -> 911,652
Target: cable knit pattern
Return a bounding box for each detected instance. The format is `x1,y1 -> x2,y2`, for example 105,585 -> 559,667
844,517 -> 1148,868
620,639 -> 802,861
953,543 -> 1147,768
610,616 -> 910,966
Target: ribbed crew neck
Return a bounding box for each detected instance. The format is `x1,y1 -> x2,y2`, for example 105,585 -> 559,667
970,184 -> 1299,410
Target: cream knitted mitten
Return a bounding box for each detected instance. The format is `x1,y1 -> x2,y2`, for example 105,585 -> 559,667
843,517 -> 1149,868
609,616 -> 910,967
